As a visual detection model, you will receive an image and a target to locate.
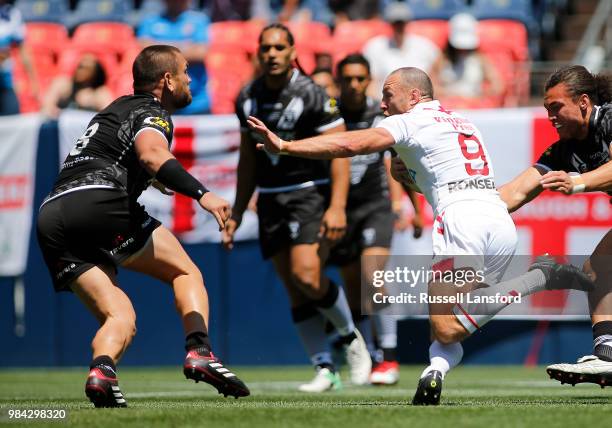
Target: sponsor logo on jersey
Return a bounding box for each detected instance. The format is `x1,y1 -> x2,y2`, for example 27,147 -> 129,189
277,98 -> 304,131
447,178 -> 496,192
56,263 -> 77,279
110,236 -> 135,256
408,169 -> 417,183
362,228 -> 376,246
144,117 -> 170,134
288,221 -> 300,240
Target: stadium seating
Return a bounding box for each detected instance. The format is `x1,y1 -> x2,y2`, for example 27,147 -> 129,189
67,0 -> 133,27
11,22 -> 69,111
206,48 -> 254,114
23,22 -> 68,83
208,21 -> 263,55
71,22 -> 137,55
24,21 -> 68,51
14,0 -> 69,23
478,19 -> 530,106
406,0 -> 467,20
471,0 -> 534,27
406,19 -> 449,49
332,19 -> 392,62
287,22 -> 332,55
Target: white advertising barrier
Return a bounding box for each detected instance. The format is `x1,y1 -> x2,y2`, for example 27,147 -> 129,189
58,108 -> 611,251
0,114 -> 42,276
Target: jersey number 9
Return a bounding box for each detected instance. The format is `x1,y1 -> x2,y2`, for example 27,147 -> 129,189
458,133 -> 489,176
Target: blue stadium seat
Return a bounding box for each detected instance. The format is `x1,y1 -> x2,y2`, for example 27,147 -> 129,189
67,0 -> 133,27
471,0 -> 535,26
406,0 -> 466,20
128,0 -> 164,27
14,0 -> 69,23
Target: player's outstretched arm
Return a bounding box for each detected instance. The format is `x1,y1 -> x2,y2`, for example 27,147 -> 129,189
135,129 -> 230,231
498,166 -> 544,212
247,115 -> 395,159
540,161 -> 612,195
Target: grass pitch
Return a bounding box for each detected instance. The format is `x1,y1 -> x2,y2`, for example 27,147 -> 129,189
1,366 -> 610,427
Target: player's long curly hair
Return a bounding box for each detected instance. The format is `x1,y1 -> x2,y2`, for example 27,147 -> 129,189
545,65 -> 611,105
257,23 -> 308,76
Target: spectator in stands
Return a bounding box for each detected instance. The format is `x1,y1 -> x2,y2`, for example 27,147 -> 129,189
0,0 -> 37,115
209,0 -> 253,21
260,0 -> 333,25
41,53 -> 113,118
138,0 -> 210,114
430,13 -> 504,107
328,0 -> 380,24
363,2 -> 440,98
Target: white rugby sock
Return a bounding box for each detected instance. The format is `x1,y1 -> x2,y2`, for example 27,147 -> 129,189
372,312 -> 397,350
453,269 -> 546,333
292,305 -> 334,368
315,281 -> 355,336
421,341 -> 464,379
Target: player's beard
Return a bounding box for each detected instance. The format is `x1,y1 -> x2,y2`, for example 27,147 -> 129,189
174,89 -> 192,109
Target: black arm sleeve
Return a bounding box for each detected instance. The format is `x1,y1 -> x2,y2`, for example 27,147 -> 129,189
155,159 -> 209,200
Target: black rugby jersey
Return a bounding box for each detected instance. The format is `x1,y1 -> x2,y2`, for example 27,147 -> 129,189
235,69 -> 344,190
340,97 -> 389,206
45,92 -> 174,205
536,103 -> 611,177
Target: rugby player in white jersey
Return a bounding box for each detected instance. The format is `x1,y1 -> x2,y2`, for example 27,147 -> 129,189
247,67 -> 593,405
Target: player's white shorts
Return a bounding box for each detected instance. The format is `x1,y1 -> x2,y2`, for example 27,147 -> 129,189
432,199 -> 517,284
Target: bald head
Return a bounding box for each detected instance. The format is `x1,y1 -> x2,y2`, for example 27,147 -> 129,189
389,67 -> 434,100
380,67 -> 435,116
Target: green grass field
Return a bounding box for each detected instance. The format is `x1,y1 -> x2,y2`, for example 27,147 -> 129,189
1,366 -> 611,427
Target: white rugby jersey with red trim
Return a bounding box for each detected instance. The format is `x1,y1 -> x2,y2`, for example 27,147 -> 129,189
377,100 -> 505,214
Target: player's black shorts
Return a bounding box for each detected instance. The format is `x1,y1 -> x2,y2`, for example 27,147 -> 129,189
257,185 -> 329,259
36,188 -> 161,292
328,197 -> 394,266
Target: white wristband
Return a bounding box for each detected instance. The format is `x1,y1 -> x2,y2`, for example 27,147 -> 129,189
278,138 -> 289,155
570,174 -> 585,194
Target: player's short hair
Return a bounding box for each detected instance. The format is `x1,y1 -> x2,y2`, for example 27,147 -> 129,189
336,54 -> 371,78
545,65 -> 611,105
391,67 -> 434,99
258,23 -> 295,46
132,45 -> 181,92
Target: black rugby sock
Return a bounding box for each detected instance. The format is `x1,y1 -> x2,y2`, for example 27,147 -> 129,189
185,331 -> 212,356
593,321 -> 612,362
90,355 -> 117,378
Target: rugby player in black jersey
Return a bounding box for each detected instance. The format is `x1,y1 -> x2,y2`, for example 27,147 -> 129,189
499,65 -> 612,387
312,55 -> 424,385
36,45 -> 250,407
223,24 -> 371,392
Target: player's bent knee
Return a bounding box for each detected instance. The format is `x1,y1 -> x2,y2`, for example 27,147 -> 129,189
291,265 -> 321,295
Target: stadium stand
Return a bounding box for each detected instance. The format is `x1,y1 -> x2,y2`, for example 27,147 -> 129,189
479,19 -> 530,106
406,0 -> 467,20
208,20 -> 263,55
10,0 -> 599,113
67,0 -> 132,27
14,0 -> 69,23
287,21 -> 332,74
332,19 -> 392,63
206,48 -> 254,114
471,0 -> 534,25
406,19 -> 450,49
